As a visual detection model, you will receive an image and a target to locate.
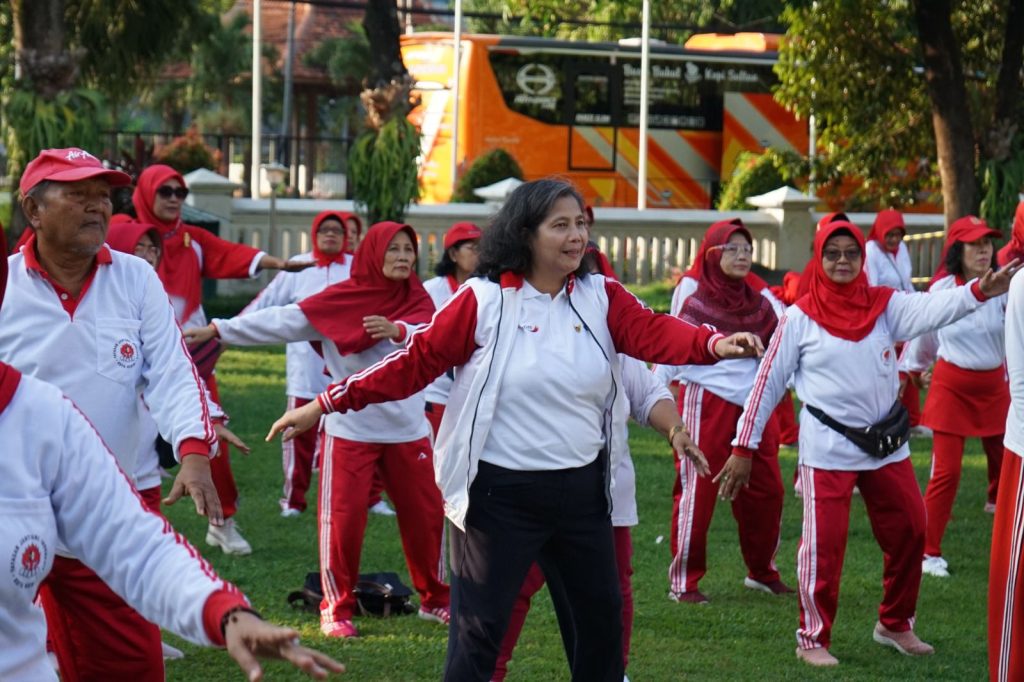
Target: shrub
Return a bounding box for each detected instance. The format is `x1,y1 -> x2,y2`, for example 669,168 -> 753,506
451,148 -> 524,203
154,126 -> 221,174
716,148 -> 807,210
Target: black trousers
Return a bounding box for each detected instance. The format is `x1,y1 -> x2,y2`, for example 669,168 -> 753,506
444,458 -> 624,681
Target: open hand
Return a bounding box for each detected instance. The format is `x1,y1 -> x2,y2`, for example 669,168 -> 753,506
215,422 -> 252,455
712,454 -> 752,501
363,316 -> 400,341
184,324 -> 217,345
224,611 -> 344,680
267,400 -> 324,442
671,429 -> 710,476
979,258 -> 1021,298
164,454 -> 224,525
713,332 -> 764,359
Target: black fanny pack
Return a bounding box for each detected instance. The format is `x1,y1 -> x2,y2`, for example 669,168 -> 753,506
805,400 -> 910,459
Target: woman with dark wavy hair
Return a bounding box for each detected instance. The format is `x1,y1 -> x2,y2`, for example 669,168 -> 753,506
268,177 -> 764,681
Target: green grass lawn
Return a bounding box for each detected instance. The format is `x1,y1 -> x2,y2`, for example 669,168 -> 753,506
161,347 -> 991,680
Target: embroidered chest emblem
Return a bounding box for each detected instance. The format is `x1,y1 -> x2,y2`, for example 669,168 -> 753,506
10,534 -> 48,589
113,339 -> 140,369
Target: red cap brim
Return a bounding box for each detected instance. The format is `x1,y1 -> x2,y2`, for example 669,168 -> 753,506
42,166 -> 132,187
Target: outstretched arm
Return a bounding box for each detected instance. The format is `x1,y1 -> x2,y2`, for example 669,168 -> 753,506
267,286 -> 480,441
604,279 -> 763,363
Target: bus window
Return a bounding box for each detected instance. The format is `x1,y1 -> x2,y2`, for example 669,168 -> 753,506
566,63 -> 619,171
488,51 -> 566,124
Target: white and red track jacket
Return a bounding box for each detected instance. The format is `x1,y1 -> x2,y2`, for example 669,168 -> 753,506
133,389 -> 226,492
900,274 -> 1007,372
0,243 -> 217,479
1003,272 -> 1024,459
733,283 -> 987,471
168,231 -> 266,329
213,306 -> 429,444
865,240 -> 914,292
317,273 -> 723,530
422,275 -> 459,405
240,252 -> 352,399
613,354 -> 673,527
0,370 -> 247,681
656,275 -> 786,406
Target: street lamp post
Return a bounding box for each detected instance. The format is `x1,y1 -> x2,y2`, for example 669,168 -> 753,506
263,161 -> 288,255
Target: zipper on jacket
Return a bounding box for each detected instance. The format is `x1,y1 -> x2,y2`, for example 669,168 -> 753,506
567,286 -> 617,515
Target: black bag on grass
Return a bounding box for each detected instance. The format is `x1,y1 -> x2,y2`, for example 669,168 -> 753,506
287,571 -> 416,617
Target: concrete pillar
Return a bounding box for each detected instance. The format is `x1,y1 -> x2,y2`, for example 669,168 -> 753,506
183,168 -> 241,223
746,186 -> 818,272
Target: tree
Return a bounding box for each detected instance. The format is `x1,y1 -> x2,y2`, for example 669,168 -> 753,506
775,1 -> 1024,224
363,0 -> 407,85
346,0 -> 420,222
463,0 -> 784,42
2,0 -> 230,180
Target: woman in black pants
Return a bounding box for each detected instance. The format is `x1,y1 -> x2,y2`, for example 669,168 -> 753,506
268,178 -> 762,680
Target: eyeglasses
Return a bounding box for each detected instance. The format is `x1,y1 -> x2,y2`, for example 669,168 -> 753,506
155,186 -> 189,200
134,243 -> 161,257
822,247 -> 862,262
457,242 -> 480,253
317,227 -> 345,236
714,244 -> 753,256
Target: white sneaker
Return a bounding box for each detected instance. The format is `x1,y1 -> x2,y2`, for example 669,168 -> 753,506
162,641 -> 185,660
910,425 -> 934,439
369,500 -> 396,516
206,518 -> 252,555
984,501 -> 997,514
922,555 -> 949,577
280,507 -> 301,518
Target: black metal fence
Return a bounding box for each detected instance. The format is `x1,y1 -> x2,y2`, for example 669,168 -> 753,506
101,130 -> 355,197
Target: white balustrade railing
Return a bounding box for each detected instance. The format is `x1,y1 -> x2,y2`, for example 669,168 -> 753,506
184,177 -> 950,296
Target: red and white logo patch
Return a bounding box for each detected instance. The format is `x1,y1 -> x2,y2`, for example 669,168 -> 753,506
882,347 -> 893,363
9,534 -> 48,590
112,339 -> 140,369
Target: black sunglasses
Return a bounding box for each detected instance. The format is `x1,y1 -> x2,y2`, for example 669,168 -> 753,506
156,186 -> 189,200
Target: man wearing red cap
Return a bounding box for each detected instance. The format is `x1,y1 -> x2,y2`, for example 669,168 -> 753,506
0,148 -> 224,679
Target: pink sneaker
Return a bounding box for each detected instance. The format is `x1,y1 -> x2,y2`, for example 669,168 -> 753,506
796,646 -> 839,666
418,606 -> 450,625
321,619 -> 358,638
872,622 -> 934,656
744,577 -> 795,594
669,590 -> 709,604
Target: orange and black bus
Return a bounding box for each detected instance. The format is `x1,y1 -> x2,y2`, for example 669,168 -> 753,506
401,32 -> 808,208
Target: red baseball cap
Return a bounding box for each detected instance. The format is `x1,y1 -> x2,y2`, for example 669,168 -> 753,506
444,222 -> 482,250
20,148 -> 132,195
947,215 -> 1001,244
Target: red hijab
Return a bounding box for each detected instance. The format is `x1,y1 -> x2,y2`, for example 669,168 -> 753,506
132,164 -> 204,321
795,212 -> 852,300
998,201 -> 1024,267
339,211 -> 363,255
106,215 -> 162,257
298,222 -> 435,355
683,218 -> 768,291
679,220 -> 777,344
0,227 -> 22,414
870,210 -> 905,255
795,221 -> 895,341
310,211 -> 357,266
